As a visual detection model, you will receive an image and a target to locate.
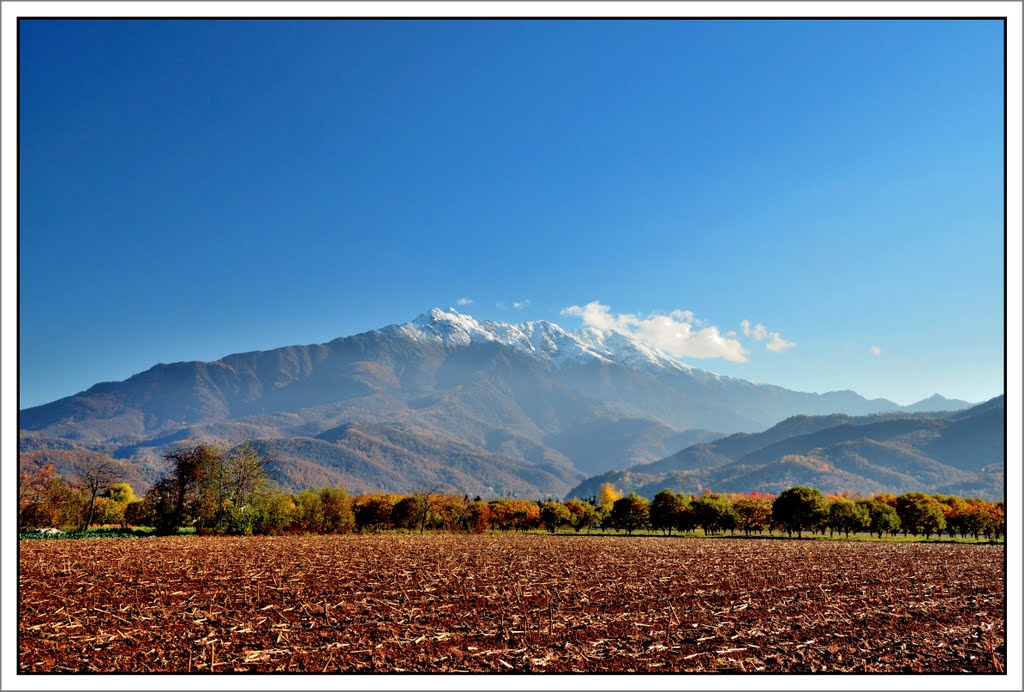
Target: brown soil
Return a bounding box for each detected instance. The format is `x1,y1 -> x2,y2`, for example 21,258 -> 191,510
18,534 -> 1005,673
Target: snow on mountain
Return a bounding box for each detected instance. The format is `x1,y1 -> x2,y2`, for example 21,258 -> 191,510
385,307 -> 701,376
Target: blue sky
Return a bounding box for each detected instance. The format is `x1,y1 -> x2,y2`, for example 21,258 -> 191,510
19,19 -> 1005,408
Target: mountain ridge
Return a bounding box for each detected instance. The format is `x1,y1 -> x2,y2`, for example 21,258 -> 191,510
20,308 -> 988,498
567,396 -> 1005,501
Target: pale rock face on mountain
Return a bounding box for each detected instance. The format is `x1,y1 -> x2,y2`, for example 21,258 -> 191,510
19,307 -> 983,498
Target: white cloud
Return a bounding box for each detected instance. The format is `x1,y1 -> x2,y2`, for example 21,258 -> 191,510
869,345 -> 882,357
495,301 -> 506,310
561,301 -> 748,363
766,333 -> 797,353
512,300 -> 530,310
456,297 -> 474,306
741,319 -> 796,353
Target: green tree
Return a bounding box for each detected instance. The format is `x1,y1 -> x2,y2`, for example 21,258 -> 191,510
212,443 -> 275,534
104,482 -> 137,505
649,489 -> 686,535
539,501 -> 572,533
151,444 -> 223,534
896,492 -> 947,538
320,487 -> 356,533
772,486 -> 827,538
391,496 -> 422,531
673,499 -> 699,534
859,499 -> 900,538
148,443 -> 277,535
90,496 -> 126,527
610,494 -> 650,535
691,494 -> 739,535
827,499 -> 870,537
254,490 -> 295,534
292,488 -> 326,533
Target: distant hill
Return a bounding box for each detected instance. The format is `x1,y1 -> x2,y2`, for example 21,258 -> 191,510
19,308 -> 992,498
567,396 -> 1005,501
902,394 -> 974,413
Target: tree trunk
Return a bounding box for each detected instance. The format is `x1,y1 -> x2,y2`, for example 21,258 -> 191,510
82,492 -> 97,532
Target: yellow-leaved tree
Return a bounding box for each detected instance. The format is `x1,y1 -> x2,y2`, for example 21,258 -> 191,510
598,482 -> 621,508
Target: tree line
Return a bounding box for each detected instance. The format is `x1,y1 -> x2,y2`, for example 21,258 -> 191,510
601,484 -> 1004,540
18,444 -> 1005,541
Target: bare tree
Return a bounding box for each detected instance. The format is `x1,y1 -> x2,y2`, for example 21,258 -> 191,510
412,483 -> 448,534
77,457 -> 119,532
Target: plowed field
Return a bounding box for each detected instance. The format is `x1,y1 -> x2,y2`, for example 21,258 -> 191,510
19,534 -> 1004,673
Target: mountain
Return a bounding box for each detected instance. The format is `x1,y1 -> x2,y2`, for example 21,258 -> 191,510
902,393 -> 974,413
567,396 -> 1005,501
19,307 -> 979,497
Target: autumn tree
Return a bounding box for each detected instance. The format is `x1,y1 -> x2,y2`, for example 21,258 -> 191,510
355,494 -> 400,532
489,499 -> 540,532
18,463 -> 59,528
733,494 -> 774,536
598,482 -> 621,509
957,499 -> 1004,539
937,495 -> 970,538
462,500 -> 493,533
433,495 -> 473,531
673,499 -> 700,534
18,463 -> 82,529
564,499 -> 599,534
104,483 -> 137,525
124,497 -> 155,527
403,486 -> 452,534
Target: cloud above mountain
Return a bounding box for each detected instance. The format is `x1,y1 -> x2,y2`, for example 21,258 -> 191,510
741,319 -> 796,353
561,301 -> 748,363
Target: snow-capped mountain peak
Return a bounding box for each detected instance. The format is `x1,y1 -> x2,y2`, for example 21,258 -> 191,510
392,307 -> 696,376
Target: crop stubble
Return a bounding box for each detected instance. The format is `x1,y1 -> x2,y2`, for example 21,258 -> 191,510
19,534 -> 1004,673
